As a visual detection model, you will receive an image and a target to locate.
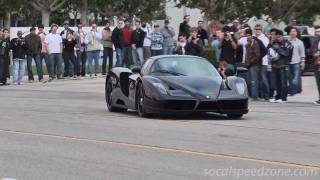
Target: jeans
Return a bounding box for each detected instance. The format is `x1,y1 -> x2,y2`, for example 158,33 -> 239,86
163,46 -> 174,55
40,53 -> 49,75
48,53 -> 63,78
13,59 -> 26,83
132,47 -> 144,66
87,50 -> 100,76
77,50 -> 87,76
64,51 -> 79,76
27,53 -> 43,81
115,48 -> 124,67
260,65 -> 270,100
102,47 -> 113,73
247,65 -> 259,99
143,46 -> 151,60
288,63 -> 301,95
0,55 -> 8,84
271,67 -> 288,101
315,66 -> 320,100
151,49 -> 163,57
123,46 -> 133,66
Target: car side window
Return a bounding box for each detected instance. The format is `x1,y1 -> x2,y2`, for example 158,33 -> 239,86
141,58 -> 153,75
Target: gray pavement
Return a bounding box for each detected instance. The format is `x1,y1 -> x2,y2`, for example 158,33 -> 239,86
0,76 -> 319,180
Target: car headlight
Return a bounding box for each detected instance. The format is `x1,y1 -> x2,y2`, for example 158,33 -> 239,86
152,83 -> 167,94
235,82 -> 245,95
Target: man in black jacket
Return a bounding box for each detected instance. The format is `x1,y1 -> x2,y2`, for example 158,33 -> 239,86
0,28 -> 10,86
25,27 -> 43,82
131,20 -> 146,66
179,15 -> 191,38
10,31 -> 27,85
270,30 -> 293,103
185,27 -> 203,57
112,19 -> 125,67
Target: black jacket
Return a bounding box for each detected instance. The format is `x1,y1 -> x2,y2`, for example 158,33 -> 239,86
112,27 -> 124,49
197,28 -> 208,45
25,33 -> 42,54
185,40 -> 203,56
272,39 -> 293,68
0,37 -> 10,57
10,37 -> 27,59
179,21 -> 191,37
131,28 -> 146,48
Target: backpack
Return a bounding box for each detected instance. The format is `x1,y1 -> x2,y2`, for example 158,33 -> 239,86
253,37 -> 268,60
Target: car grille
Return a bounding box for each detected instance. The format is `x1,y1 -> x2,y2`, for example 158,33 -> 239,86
164,100 -> 196,110
218,100 -> 248,110
197,101 -> 219,110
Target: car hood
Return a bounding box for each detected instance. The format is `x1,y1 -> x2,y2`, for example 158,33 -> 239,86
157,76 -> 223,100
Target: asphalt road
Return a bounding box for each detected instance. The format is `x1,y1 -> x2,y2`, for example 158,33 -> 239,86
0,77 -> 319,180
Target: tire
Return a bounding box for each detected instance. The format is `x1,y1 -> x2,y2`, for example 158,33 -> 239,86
136,82 -> 152,118
227,114 -> 243,119
105,76 -> 127,112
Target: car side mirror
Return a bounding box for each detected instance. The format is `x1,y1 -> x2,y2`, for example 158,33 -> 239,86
132,66 -> 141,74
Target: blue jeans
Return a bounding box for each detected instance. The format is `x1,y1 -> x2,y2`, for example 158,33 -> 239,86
48,53 -> 63,78
77,50 -> 87,76
13,59 -> 26,83
247,65 -> 259,99
87,50 -> 100,76
40,53 -> 49,75
27,53 -> 43,81
102,47 -> 113,73
260,65 -> 270,100
271,67 -> 288,101
132,47 -> 144,66
288,63 -> 301,95
163,46 -> 174,55
115,48 -> 124,67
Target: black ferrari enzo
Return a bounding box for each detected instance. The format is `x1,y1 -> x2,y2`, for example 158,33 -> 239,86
105,55 -> 249,118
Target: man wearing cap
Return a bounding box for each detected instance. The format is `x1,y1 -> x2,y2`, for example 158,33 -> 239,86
25,27 -> 43,83
10,31 -> 27,85
161,19 -> 175,55
45,24 -> 63,80
269,29 -> 293,103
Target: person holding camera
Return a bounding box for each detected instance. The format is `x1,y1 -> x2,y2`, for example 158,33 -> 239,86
10,31 -> 27,85
185,27 -> 203,56
63,32 -> 79,79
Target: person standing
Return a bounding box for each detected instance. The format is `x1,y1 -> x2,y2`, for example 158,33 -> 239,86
211,30 -> 224,62
102,20 -> 114,74
174,34 -> 187,55
74,22 -> 88,77
255,24 -> 270,100
131,20 -> 146,66
38,25 -> 50,79
288,27 -> 305,96
25,27 -> 43,82
142,22 -> 152,60
87,23 -> 102,78
63,32 -> 79,79
45,24 -> 63,81
122,20 -> 133,67
150,24 -> 164,56
269,30 -> 293,103
230,19 -> 241,33
245,29 -> 262,100
197,20 -> 208,46
161,19 -> 175,55
179,15 -> 191,37
0,28 -> 10,86
185,27 -> 203,56
264,17 -> 274,35
311,26 -> 320,105
112,19 -> 125,67
10,31 -> 27,85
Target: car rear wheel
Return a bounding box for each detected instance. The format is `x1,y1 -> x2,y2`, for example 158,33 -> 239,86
136,82 -> 152,118
227,114 -> 243,119
105,76 -> 127,112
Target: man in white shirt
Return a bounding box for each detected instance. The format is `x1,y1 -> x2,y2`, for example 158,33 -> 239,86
142,22 -> 152,60
45,24 -> 63,81
255,24 -> 270,100
288,27 -> 306,96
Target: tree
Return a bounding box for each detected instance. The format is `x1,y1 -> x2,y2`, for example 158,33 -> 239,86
29,0 -> 67,26
0,0 -> 22,27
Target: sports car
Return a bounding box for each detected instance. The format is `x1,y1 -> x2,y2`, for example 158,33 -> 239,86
105,55 -> 249,118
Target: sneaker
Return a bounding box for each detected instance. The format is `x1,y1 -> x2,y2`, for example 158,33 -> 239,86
48,78 -> 54,82
18,82 -> 24,85
269,99 -> 276,103
276,99 -> 287,103
13,82 -> 18,85
314,100 -> 320,105
57,76 -> 64,80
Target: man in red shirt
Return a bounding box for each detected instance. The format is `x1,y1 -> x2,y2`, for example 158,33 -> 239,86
312,26 -> 320,105
122,19 -> 133,67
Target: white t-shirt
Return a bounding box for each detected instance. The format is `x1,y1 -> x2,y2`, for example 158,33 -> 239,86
257,34 -> 270,66
239,37 -> 248,63
143,27 -> 152,47
45,33 -> 62,54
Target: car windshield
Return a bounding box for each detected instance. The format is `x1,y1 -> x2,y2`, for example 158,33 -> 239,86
152,57 -> 220,77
